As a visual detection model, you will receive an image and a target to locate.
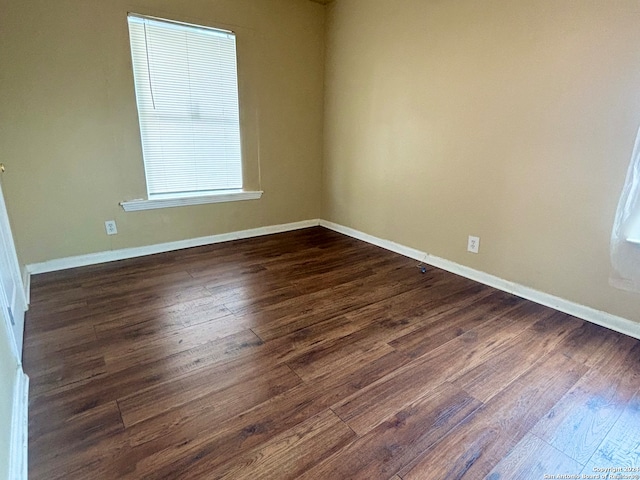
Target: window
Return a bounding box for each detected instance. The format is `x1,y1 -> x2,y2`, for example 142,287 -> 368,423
610,125 -> 640,291
122,14 -> 261,211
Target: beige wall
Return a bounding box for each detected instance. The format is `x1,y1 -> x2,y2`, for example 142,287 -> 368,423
323,0 -> 640,323
0,0 -> 325,265
2,0 -> 640,325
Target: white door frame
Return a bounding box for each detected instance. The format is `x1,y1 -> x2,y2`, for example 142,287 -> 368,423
0,178 -> 27,363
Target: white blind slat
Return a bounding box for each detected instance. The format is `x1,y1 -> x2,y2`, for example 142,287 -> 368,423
127,14 -> 242,196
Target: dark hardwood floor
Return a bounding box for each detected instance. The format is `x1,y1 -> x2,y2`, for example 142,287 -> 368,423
24,227 -> 640,479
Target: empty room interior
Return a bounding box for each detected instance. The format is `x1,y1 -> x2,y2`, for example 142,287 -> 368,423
1,0 -> 640,479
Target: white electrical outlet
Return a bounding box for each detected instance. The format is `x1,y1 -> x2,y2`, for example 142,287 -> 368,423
467,235 -> 480,254
105,220 -> 118,236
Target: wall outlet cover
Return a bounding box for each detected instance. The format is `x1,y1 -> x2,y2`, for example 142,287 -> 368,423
468,235 -> 480,253
105,220 -> 118,235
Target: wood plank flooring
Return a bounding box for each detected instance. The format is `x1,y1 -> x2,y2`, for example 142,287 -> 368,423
24,227 -> 640,479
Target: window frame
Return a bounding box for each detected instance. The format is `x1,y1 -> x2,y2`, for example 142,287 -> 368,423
121,13 -> 262,211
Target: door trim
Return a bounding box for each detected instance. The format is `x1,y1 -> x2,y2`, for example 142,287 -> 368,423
9,368 -> 28,480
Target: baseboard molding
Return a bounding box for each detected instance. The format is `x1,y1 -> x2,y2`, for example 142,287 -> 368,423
9,369 -> 28,480
320,220 -> 640,341
27,219 -> 321,275
24,217 -> 640,340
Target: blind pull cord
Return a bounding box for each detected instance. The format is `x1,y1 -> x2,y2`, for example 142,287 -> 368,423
143,22 -> 157,110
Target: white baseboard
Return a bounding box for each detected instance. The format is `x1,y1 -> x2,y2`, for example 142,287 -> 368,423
26,219 -> 321,275
9,369 -> 28,480
24,217 -> 640,340
320,220 -> 640,341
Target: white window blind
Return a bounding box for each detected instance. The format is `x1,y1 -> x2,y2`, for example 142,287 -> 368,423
127,14 -> 243,197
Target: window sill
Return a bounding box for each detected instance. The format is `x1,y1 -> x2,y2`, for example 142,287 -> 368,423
120,190 -> 263,212
627,237 -> 640,246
